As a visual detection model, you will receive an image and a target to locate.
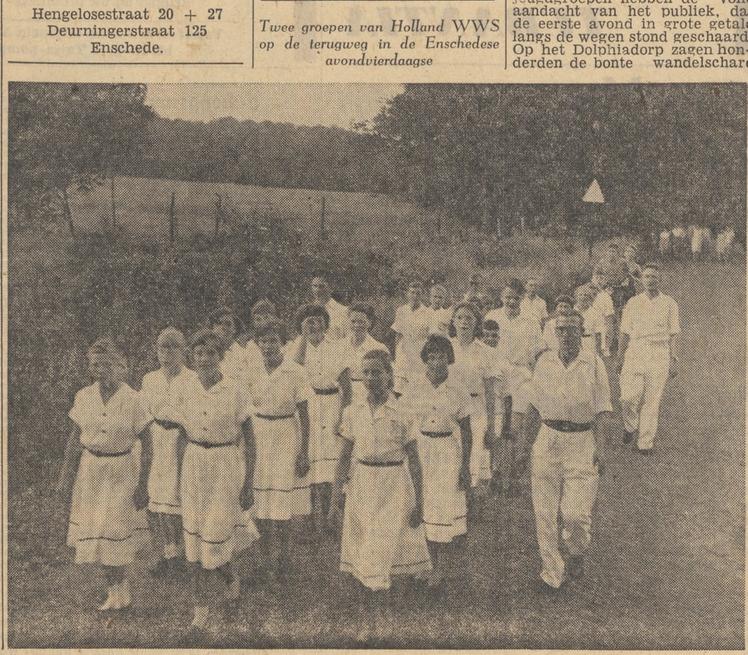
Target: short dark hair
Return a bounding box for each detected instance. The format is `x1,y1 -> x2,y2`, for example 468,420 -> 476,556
482,319 -> 499,331
554,294 -> 574,307
348,301 -> 376,325
642,261 -> 661,273
255,318 -> 287,344
555,310 -> 585,332
189,328 -> 226,358
207,306 -> 244,335
294,303 -> 330,333
504,278 -> 525,295
420,334 -> 456,365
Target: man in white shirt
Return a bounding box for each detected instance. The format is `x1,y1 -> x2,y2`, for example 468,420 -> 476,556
574,285 -> 604,355
392,279 -> 432,394
671,224 -> 687,258
311,273 -> 349,341
463,272 -> 490,312
659,230 -> 672,257
716,226 -> 735,262
591,270 -> 615,356
522,311 -> 612,592
427,283 -> 452,336
520,276 -> 548,328
617,263 -> 681,455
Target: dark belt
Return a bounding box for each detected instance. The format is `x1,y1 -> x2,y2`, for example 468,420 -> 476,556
350,378 -> 363,383
357,459 -> 403,467
421,431 -> 453,439
313,387 -> 339,396
470,392 -> 480,398
84,446 -> 132,457
188,440 -> 235,449
543,419 -> 593,433
255,413 -> 295,421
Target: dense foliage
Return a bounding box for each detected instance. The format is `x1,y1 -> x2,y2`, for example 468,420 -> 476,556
9,83 -> 745,244
368,84 -> 746,242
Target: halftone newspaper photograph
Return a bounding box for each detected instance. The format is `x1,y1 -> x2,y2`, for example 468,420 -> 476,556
2,0 -> 747,648
4,81 -> 745,650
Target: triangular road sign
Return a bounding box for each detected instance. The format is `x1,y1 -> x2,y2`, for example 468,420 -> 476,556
582,179 -> 605,204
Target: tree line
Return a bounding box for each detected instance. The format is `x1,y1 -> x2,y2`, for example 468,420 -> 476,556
8,82 -> 746,245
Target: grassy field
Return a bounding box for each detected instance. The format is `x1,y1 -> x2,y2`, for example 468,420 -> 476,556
69,175 -> 434,249
64,175 -> 595,305
8,255 -> 745,649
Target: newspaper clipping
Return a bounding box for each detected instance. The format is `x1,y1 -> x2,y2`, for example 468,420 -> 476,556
2,0 -> 746,650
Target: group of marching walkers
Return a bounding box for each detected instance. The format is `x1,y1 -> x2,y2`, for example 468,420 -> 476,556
54,242 -> 681,632
658,223 -> 737,261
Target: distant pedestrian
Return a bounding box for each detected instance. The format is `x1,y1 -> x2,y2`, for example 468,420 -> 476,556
716,227 -> 736,262
671,224 -> 687,258
659,229 -> 672,258
691,226 -> 707,261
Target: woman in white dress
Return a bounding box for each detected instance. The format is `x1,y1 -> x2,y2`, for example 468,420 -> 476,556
246,319 -> 312,580
399,335 -> 472,587
139,327 -> 196,577
342,302 -> 386,404
448,302 -> 500,499
245,299 -> 278,370
329,349 -> 430,636
208,306 -> 248,383
55,338 -> 151,612
292,303 -> 351,535
392,279 -> 431,396
165,329 -> 259,629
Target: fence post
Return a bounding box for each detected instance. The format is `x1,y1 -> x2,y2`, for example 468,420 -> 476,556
169,191 -> 176,243
214,193 -> 222,240
110,175 -> 116,229
320,196 -> 326,240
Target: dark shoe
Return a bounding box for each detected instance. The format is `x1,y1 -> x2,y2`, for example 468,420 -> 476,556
532,578 -> 562,595
636,447 -> 653,456
566,555 -> 584,579
622,430 -> 637,445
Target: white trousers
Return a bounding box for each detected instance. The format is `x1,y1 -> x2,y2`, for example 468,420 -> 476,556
531,426 -> 599,588
619,367 -> 669,450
